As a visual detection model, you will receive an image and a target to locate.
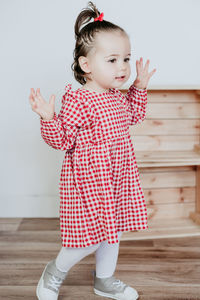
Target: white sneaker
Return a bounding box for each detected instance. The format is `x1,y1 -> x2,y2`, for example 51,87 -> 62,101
36,259 -> 68,300
92,270 -> 139,300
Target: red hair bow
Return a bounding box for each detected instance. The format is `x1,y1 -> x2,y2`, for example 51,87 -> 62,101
94,12 -> 104,22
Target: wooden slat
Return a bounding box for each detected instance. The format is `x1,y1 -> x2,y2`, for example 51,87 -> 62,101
121,89 -> 200,101
132,135 -> 200,151
190,165 -> 200,224
134,150 -> 200,167
144,187 -> 195,205
130,119 -> 200,135
139,165 -> 194,173
140,168 -> 195,188
145,103 -> 200,118
147,91 -> 200,102
145,203 -> 195,221
138,161 -> 200,167
197,165 -> 200,213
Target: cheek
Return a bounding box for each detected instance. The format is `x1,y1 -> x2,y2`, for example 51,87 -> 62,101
95,62 -> 107,74
99,63 -> 112,75
127,65 -> 131,75
104,63 -> 116,73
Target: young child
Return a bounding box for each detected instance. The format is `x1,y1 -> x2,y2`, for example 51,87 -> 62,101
29,2 -> 156,299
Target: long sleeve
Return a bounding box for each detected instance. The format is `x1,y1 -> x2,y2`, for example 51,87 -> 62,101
40,93 -> 85,151
123,84 -> 148,126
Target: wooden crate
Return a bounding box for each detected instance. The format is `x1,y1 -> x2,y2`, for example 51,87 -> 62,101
120,88 -> 200,240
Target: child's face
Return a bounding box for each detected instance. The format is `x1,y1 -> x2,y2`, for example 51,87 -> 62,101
82,31 -> 131,91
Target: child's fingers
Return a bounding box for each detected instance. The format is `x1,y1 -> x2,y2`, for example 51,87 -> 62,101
139,57 -> 143,69
136,59 -> 142,74
30,88 -> 39,104
137,57 -> 144,72
29,95 -> 37,110
29,89 -> 39,111
29,88 -> 42,104
144,59 -> 150,73
31,88 -> 36,98
136,60 -> 140,74
148,68 -> 157,78
29,92 -> 35,105
29,96 -> 33,106
36,88 -> 45,103
49,94 -> 55,106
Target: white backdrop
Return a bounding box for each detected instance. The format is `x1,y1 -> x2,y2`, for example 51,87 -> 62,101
0,0 -> 200,217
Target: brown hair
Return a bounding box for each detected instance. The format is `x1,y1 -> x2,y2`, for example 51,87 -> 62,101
71,1 -> 127,85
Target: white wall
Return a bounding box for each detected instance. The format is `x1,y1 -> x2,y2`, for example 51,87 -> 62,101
0,0 -> 200,217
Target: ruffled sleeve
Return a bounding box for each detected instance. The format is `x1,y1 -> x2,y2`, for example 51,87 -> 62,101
115,84 -> 147,126
40,84 -> 93,151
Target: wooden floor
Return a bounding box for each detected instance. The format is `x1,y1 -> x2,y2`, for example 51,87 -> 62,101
0,218 -> 200,300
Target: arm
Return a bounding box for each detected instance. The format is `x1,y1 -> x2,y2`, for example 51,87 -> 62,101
40,95 -> 83,151
124,84 -> 147,126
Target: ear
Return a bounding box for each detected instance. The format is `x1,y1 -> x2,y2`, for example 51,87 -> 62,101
78,56 -> 91,74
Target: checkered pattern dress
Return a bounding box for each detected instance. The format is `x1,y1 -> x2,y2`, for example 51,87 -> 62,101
40,83 -> 149,248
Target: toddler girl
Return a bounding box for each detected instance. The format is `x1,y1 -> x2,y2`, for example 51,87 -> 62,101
29,2 -> 156,300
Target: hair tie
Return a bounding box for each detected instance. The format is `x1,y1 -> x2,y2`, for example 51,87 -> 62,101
94,12 -> 104,22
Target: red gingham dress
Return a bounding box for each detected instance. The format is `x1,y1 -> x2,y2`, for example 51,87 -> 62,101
40,83 -> 149,248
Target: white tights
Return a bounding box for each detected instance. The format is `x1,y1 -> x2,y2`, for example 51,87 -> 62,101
55,231 -> 123,278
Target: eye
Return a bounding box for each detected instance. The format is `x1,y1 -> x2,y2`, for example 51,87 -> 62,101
108,57 -> 131,63
108,59 -> 116,63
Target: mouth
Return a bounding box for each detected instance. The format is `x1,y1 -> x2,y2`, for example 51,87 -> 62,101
115,75 -> 125,80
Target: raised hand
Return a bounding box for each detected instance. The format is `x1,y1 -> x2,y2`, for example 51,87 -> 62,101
133,57 -> 156,90
29,88 -> 56,120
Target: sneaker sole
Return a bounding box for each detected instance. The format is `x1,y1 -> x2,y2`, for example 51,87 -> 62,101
94,287 -> 139,300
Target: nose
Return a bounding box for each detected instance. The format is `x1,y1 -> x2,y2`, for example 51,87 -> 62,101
119,60 -> 127,71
